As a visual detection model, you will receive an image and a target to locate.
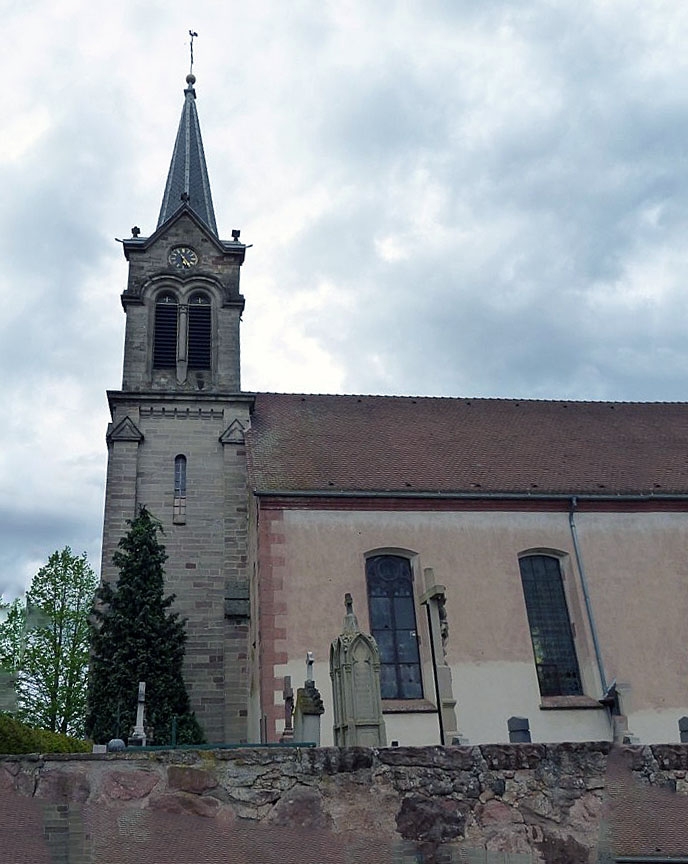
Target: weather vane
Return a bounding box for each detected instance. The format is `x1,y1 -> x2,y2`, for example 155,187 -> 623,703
189,30 -> 198,76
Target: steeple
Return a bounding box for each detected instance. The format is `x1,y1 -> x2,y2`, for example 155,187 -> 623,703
157,73 -> 218,235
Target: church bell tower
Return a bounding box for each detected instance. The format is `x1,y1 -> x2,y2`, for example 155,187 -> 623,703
100,73 -> 253,743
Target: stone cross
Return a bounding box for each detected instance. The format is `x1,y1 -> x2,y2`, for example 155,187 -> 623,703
128,681 -> 147,747
343,592 -> 359,633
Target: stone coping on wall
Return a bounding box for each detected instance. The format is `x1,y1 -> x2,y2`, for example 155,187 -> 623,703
2,740 -> 613,764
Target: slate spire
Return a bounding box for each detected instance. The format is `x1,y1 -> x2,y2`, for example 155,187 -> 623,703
157,73 -> 218,235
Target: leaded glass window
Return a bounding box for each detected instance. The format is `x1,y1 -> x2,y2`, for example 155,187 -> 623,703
519,554 -> 582,697
366,555 -> 423,699
174,455 -> 186,519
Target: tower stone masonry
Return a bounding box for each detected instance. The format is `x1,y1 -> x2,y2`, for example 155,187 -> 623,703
100,74 -> 252,743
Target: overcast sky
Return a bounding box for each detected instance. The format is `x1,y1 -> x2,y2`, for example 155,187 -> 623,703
3,0 -> 688,598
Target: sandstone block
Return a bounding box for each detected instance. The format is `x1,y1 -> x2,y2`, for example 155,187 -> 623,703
149,791 -> 221,818
35,768 -> 90,803
101,768 -> 159,801
267,785 -> 332,830
167,765 -> 218,793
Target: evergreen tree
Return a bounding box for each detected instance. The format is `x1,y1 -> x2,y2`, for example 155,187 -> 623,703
86,507 -> 204,745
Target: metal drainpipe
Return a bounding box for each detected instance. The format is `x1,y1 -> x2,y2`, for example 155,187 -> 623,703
424,603 -> 445,745
568,497 -> 608,695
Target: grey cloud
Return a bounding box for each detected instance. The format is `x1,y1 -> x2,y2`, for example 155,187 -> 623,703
0,506 -> 101,600
6,0 -> 688,597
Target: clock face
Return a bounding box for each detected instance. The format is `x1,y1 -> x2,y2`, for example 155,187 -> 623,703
168,246 -> 199,270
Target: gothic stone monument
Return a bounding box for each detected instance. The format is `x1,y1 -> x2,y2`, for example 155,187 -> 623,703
330,593 -> 386,747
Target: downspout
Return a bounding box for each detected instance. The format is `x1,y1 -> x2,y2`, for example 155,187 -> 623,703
568,496 -> 608,694
424,603 -> 445,745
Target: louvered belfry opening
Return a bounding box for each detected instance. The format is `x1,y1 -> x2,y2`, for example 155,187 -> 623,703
188,293 -> 211,369
153,293 -> 178,368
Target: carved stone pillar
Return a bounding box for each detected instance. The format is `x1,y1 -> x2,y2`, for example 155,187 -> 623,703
420,567 -> 459,745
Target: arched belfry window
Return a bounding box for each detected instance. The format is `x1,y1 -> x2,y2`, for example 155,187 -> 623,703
519,554 -> 583,697
173,455 -> 187,521
154,293 -> 178,369
366,555 -> 423,699
188,293 -> 211,370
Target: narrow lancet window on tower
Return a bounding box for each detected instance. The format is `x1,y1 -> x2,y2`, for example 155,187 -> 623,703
188,293 -> 211,369
174,455 -> 187,521
154,293 -> 178,369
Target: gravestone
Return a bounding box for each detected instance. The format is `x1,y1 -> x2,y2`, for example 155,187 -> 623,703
293,652 -> 325,745
279,675 -> 295,743
680,716 -> 688,743
508,716 -> 531,743
330,593 -> 386,747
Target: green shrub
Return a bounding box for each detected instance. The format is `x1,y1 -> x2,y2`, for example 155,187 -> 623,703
0,712 -> 91,754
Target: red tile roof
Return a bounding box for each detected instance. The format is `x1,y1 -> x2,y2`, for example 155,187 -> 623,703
246,393 -> 688,496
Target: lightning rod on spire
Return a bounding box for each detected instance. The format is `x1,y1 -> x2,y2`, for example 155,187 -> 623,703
189,30 -> 198,76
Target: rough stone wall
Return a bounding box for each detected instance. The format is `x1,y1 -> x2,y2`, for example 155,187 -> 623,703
4,741 -> 680,864
6,742 -> 688,862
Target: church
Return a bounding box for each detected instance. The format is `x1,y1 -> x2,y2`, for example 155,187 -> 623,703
101,73 -> 688,748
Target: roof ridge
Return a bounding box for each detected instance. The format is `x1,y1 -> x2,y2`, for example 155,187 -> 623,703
253,392 -> 688,406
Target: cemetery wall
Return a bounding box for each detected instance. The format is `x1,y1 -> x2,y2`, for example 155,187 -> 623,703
2,742 -> 688,862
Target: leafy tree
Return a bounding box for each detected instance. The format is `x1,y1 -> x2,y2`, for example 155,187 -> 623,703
86,507 -> 204,745
22,549 -> 97,736
0,550 -> 97,736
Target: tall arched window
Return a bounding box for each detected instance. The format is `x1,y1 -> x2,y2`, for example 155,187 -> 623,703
174,455 -> 187,521
519,554 -> 582,697
366,555 -> 423,699
188,293 -> 211,370
154,292 -> 178,369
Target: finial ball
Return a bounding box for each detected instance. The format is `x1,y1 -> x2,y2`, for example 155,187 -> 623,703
186,73 -> 196,85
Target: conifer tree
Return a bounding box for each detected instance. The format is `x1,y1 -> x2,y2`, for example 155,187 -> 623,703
86,507 -> 204,745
